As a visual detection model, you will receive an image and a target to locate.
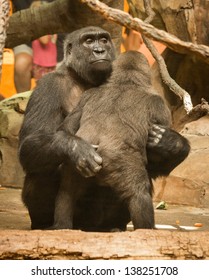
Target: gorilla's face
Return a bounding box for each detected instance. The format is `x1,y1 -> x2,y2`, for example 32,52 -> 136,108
64,26 -> 116,86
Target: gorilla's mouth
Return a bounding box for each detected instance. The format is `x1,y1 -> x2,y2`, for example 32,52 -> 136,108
91,59 -> 110,64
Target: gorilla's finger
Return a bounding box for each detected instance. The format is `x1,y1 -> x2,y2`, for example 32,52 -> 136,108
92,144 -> 99,150
77,165 -> 95,178
93,153 -> 102,164
152,124 -> 166,134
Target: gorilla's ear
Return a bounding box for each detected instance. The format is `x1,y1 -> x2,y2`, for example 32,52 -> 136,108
64,39 -> 72,56
68,43 -> 72,54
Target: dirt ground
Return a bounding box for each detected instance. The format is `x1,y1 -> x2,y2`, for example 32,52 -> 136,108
0,187 -> 208,232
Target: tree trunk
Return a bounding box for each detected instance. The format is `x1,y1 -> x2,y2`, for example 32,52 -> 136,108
152,48 -> 209,129
0,0 -> 10,80
5,0 -> 124,51
128,0 -> 209,44
0,229 -> 209,259
124,0 -> 209,125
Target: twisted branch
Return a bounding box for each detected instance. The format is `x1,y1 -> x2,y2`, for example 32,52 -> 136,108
139,0 -> 193,113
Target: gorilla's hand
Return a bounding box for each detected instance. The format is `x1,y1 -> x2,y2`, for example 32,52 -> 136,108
68,137 -> 102,177
147,124 -> 165,148
147,124 -> 190,178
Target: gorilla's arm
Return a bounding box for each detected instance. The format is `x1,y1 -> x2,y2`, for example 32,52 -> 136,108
58,94 -> 102,176
19,72 -> 102,177
59,92 -> 92,134
146,95 -> 190,178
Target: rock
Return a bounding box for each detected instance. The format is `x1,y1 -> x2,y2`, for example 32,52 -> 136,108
0,92 -> 31,188
181,115 -> 209,136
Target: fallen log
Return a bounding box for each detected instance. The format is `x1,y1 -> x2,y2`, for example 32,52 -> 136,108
5,0 -> 123,49
0,229 -> 209,260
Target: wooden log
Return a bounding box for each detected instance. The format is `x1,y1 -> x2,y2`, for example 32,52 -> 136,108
0,229 -> 209,260
5,0 -> 123,51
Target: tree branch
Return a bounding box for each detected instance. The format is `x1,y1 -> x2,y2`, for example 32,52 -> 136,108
181,98 -> 209,123
142,0 -> 155,23
143,37 -> 193,113
80,0 -> 209,65
139,0 -> 193,114
80,0 -> 209,116
141,0 -> 208,116
5,0 -> 123,49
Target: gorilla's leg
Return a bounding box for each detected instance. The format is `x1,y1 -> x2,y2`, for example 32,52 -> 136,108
74,185 -> 130,232
124,169 -> 154,229
98,154 -> 154,230
128,180 -> 154,229
22,173 -> 59,229
52,165 -> 86,229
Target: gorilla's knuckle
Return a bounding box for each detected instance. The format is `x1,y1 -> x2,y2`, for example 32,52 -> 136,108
77,157 -> 87,167
160,128 -> 166,134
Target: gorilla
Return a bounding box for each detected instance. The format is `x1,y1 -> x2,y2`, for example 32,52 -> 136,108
19,26 -> 190,231
53,51 -> 190,230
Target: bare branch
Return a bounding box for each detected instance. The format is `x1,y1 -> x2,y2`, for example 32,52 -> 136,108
142,0 -> 155,23
5,0 -> 123,49
139,0 -> 193,114
80,0 -> 209,115
80,0 -> 209,65
141,0 -> 208,116
181,99 -> 209,123
142,36 -> 193,113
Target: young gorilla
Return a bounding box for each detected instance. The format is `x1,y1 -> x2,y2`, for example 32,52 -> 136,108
19,26 -> 190,231
53,51 -> 190,230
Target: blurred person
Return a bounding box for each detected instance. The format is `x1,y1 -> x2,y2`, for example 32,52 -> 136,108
123,29 -> 143,51
12,0 -> 55,92
32,34 -> 57,80
31,1 -> 57,81
12,0 -> 34,92
123,28 -> 166,65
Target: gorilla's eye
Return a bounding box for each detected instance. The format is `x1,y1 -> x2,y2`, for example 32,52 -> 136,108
100,38 -> 108,44
85,38 -> 94,44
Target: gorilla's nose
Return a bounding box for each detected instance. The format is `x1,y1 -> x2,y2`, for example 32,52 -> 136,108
93,47 -> 105,56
